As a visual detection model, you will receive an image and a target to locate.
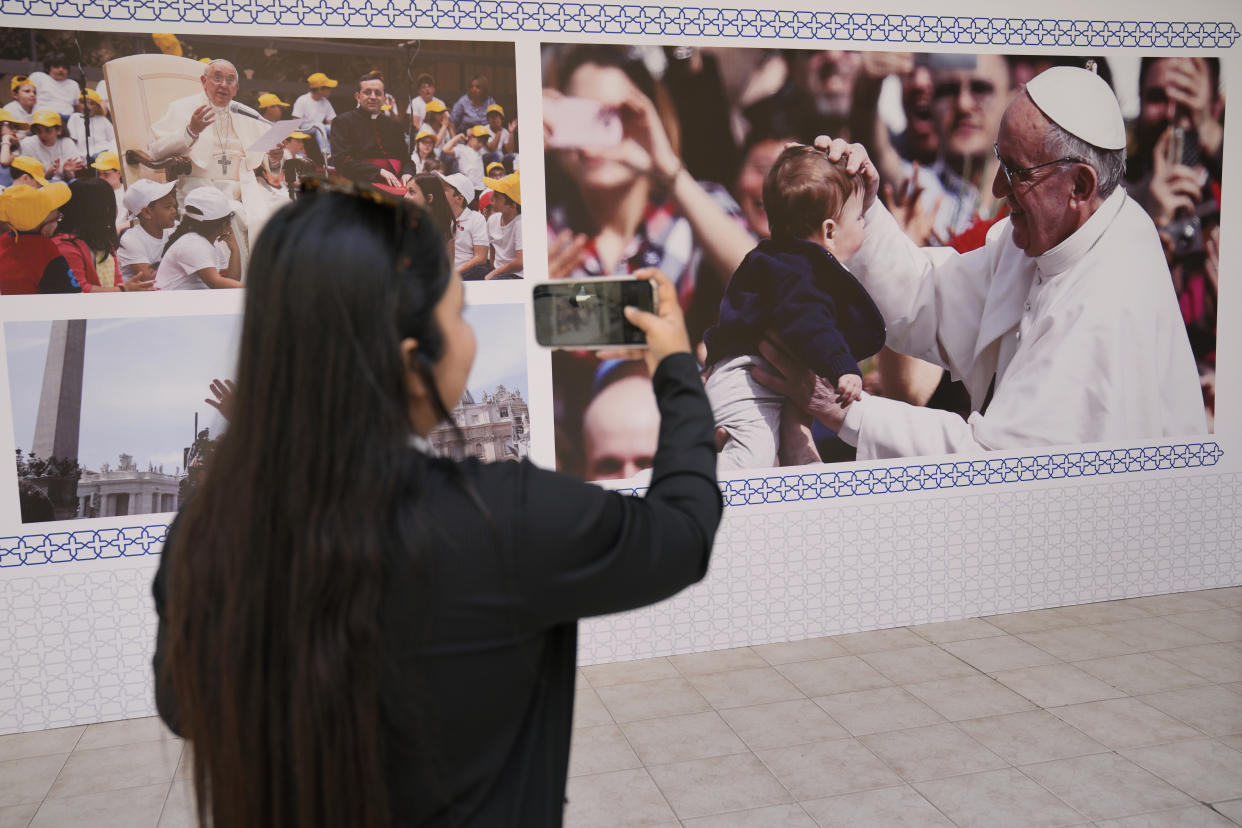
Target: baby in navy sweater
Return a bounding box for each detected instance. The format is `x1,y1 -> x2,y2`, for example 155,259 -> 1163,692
703,145 -> 886,470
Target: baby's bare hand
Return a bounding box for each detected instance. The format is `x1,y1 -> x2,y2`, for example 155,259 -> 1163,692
836,373 -> 863,404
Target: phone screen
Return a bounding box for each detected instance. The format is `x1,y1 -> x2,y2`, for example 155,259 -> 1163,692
533,279 -> 654,348
543,96 -> 623,150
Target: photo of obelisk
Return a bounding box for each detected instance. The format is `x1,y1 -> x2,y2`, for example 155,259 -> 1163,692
32,319 -> 87,464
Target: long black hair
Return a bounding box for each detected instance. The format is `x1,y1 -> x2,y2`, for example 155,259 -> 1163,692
162,185 -> 454,827
57,178 -> 117,252
413,172 -> 454,246
162,214 -> 232,256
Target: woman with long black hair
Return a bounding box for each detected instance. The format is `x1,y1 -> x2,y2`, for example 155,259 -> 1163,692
152,181 -> 720,826
53,178 -> 156,292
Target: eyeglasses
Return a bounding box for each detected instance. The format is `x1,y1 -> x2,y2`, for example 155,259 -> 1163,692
933,78 -> 996,106
206,73 -> 238,85
993,143 -> 1084,188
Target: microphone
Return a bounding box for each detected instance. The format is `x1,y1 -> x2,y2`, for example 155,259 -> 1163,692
228,101 -> 265,121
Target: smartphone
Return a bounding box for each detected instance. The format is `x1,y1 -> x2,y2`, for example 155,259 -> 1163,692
533,277 -> 656,349
1168,127 -> 1201,168
543,96 -> 623,150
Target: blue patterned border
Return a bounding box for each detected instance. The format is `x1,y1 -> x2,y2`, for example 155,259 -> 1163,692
0,2 -> 1235,48
2,441 -> 1220,568
622,441 -> 1224,506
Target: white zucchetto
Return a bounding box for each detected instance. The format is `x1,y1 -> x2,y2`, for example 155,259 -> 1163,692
1025,66 -> 1126,151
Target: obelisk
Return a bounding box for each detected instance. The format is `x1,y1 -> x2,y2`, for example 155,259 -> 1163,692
32,319 -> 87,462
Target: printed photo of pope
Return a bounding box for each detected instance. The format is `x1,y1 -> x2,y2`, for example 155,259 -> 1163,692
754,65 -> 1208,462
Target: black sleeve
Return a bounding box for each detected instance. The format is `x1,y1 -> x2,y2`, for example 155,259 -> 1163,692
40,257 -> 83,294
515,352 -> 722,624
150,518 -> 182,736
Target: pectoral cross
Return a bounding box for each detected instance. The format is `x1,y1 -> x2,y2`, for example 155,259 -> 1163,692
216,153 -> 232,175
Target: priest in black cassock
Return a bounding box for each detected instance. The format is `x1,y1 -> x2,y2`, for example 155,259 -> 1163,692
329,72 -> 413,195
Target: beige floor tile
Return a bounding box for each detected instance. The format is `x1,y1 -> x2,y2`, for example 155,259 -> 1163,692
752,637 -> 849,666
914,767 -> 1087,828
596,678 -> 712,724
45,740 -> 181,800
1020,753 -> 1196,821
582,657 -> 679,688
686,667 -> 804,710
905,675 -> 1037,722
0,754 -> 68,808
941,635 -> 1060,673
0,728 -> 83,763
681,802 -> 815,826
568,724 -> 642,777
859,723 -> 1007,782
1018,626 -> 1139,662
717,700 -> 849,752
909,617 -> 1006,644
1212,799 -> 1242,824
812,686 -> 943,736
1074,653 -> 1212,695
1093,618 -> 1218,651
859,645 -> 980,685
985,607 -> 1084,635
1197,587 -> 1242,609
1140,685 -> 1242,737
1219,734 -> 1242,751
773,656 -> 891,698
1125,593 -> 1224,616
1058,600 -> 1153,627
1093,804 -> 1238,827
647,753 -> 791,820
831,627 -> 925,655
991,663 -> 1126,708
754,738 -> 901,800
621,712 -> 746,766
564,767 -> 678,827
573,685 -> 614,728
30,782 -> 168,828
1164,609 -> 1242,642
802,784 -> 955,827
1154,643 -> 1242,684
955,710 -> 1108,765
75,717 -> 178,752
669,647 -> 767,677
1048,698 -> 1203,749
158,780 -> 197,828
1121,739 -> 1242,803
0,802 -> 39,828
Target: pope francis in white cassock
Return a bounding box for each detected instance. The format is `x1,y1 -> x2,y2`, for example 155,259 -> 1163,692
147,60 -> 269,272
797,66 -> 1206,460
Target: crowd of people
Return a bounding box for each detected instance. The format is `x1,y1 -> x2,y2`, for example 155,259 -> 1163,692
543,45 -> 1221,478
0,44 -> 522,293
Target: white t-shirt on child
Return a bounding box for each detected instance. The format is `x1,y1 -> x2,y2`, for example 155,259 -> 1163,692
116,226 -> 170,280
452,209 -> 489,270
155,233 -> 230,290
487,212 -> 522,277
452,144 -> 485,191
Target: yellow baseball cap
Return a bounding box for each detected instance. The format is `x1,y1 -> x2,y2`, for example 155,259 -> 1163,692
414,126 -> 436,142
83,88 -> 103,106
257,93 -> 290,108
199,57 -> 212,65
486,103 -> 504,117
424,99 -> 447,114
31,110 -> 62,129
152,33 -> 183,57
307,72 -> 337,89
0,181 -> 71,231
486,161 -> 505,175
10,74 -> 32,93
287,131 -> 311,140
0,109 -> 28,129
483,170 -> 520,205
91,151 -> 121,171
10,156 -> 48,185
468,124 -> 491,138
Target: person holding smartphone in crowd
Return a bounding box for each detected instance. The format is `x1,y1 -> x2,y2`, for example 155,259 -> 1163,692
152,181 -> 720,826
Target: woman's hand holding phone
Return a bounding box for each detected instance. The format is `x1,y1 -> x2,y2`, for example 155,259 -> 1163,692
623,268 -> 691,375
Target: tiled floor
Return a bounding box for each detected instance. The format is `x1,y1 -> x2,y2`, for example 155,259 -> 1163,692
1,587 -> 1240,826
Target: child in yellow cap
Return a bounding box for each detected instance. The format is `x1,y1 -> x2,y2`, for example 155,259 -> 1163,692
66,88 -> 118,159
483,171 -> 522,280
19,111 -> 84,181
0,182 -> 82,294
